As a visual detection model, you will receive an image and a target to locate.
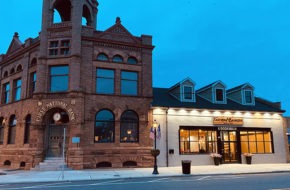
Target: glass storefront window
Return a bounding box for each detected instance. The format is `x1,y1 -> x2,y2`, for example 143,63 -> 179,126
179,127 -> 217,154
240,129 -> 273,154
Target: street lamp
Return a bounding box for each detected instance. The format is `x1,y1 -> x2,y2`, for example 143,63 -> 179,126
152,120 -> 159,175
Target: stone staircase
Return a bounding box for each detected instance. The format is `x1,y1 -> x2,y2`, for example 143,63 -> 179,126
32,157 -> 71,171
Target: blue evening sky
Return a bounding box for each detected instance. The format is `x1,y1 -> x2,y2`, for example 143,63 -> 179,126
1,0 -> 290,115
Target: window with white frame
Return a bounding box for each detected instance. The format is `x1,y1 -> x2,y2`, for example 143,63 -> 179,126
244,90 -> 253,104
215,88 -> 224,102
183,86 -> 193,101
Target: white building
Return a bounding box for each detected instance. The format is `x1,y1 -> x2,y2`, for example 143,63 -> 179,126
151,78 -> 286,166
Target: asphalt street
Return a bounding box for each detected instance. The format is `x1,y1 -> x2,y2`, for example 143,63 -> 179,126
1,173 -> 290,190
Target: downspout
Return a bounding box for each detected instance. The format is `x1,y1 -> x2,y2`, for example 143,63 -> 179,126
166,107 -> 169,167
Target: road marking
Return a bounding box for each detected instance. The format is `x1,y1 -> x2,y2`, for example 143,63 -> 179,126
197,176 -> 211,181
148,178 -> 170,182
90,179 -> 124,185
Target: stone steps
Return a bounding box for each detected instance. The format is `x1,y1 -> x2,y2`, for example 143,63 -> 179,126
32,157 -> 71,171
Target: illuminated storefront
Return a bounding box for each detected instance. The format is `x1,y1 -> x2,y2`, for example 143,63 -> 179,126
151,78 -> 286,166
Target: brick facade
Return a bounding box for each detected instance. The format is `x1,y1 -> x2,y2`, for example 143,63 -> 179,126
0,0 -> 154,170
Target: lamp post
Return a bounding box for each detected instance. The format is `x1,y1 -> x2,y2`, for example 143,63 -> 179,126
152,120 -> 159,175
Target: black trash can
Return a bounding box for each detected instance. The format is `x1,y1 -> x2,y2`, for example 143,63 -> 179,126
181,160 -> 191,174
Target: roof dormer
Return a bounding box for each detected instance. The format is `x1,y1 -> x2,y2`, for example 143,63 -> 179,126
169,77 -> 196,102
227,83 -> 255,106
196,80 -> 227,104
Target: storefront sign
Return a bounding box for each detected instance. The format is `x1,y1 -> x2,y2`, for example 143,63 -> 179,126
36,100 -> 76,122
213,117 -> 243,125
218,126 -> 237,131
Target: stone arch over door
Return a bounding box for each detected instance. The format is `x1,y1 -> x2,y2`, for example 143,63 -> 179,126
42,107 -> 70,157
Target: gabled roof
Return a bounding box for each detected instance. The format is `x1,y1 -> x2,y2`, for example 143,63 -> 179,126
227,83 -> 254,93
196,80 -> 226,93
169,77 -> 195,91
152,87 -> 285,113
6,32 -> 23,55
96,17 -> 140,44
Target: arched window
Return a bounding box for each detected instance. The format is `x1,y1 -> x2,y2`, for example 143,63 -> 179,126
3,71 -> 8,78
8,115 -> 17,144
120,110 -> 139,143
30,58 -> 37,67
96,53 -> 109,61
112,55 -> 124,63
123,161 -> 137,167
4,160 -> 11,166
94,110 -> 115,143
16,65 -> 22,72
0,117 -> 4,145
10,68 -> 15,75
127,57 -> 138,64
24,115 -> 31,144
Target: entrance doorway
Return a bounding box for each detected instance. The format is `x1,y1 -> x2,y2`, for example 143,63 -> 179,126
47,125 -> 64,157
218,131 -> 240,163
44,108 -> 69,158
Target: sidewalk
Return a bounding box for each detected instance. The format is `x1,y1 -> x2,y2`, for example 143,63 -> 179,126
1,164 -> 290,184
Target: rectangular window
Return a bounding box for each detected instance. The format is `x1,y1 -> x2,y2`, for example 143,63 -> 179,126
183,86 -> 193,100
121,71 -> 138,95
179,127 -> 217,154
49,40 -> 70,56
245,90 -> 253,104
50,41 -> 58,48
60,40 -> 70,55
215,89 -> 224,101
96,69 -> 115,94
49,41 -> 58,56
3,83 -> 10,104
29,72 -> 37,97
61,40 -> 70,47
240,129 -> 273,154
50,65 -> 69,92
13,79 -> 22,101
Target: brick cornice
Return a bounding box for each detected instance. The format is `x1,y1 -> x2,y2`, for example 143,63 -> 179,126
82,36 -> 155,51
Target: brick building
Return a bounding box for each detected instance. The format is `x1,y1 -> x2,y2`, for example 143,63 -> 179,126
0,0 -> 154,170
